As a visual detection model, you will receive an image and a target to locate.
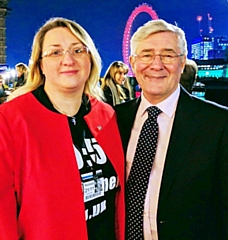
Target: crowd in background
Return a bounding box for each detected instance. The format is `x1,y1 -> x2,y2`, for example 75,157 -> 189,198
0,62 -> 29,103
0,58 -> 198,106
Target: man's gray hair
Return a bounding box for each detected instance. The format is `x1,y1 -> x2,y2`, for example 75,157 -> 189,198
130,19 -> 188,56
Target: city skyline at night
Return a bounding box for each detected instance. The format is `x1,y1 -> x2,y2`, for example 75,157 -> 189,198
5,0 -> 228,75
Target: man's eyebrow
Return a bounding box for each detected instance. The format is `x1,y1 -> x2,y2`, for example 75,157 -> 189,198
140,49 -> 154,53
140,48 -> 176,53
162,48 -> 176,52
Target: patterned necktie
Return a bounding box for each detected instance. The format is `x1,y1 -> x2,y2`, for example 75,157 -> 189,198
126,106 -> 162,240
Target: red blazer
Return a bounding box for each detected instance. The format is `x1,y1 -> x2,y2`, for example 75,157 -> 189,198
0,92 -> 125,240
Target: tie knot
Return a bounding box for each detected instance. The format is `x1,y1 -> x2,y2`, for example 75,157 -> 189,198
147,106 -> 162,120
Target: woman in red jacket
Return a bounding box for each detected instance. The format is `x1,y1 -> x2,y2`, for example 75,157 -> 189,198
0,17 -> 125,240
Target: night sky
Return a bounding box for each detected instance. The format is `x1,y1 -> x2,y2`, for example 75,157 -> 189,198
6,0 -> 228,76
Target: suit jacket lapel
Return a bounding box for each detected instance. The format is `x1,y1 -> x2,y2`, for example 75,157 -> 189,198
115,97 -> 141,153
158,89 -> 201,204
117,90 -> 201,203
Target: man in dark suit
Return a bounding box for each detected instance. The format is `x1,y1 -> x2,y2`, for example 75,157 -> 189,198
115,19 -> 228,240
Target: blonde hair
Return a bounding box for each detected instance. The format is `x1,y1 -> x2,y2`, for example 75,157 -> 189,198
15,62 -> 29,79
10,17 -> 102,100
15,62 -> 29,73
101,61 -> 133,106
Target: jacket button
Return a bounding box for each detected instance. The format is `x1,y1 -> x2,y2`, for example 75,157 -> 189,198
159,220 -> 166,224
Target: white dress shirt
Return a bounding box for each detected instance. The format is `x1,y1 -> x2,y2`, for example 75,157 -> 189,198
126,86 -> 180,240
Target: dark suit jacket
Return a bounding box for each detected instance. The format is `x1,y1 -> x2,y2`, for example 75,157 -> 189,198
114,88 -> 228,240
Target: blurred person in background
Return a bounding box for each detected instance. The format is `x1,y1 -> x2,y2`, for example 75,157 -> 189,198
180,58 -> 198,93
101,61 -> 133,106
15,62 -> 29,87
0,74 -> 6,103
0,17 -> 125,240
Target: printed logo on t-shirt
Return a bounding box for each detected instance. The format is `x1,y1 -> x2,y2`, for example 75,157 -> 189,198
73,137 -> 117,221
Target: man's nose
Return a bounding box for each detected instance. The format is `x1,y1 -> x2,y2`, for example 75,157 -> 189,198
149,55 -> 164,69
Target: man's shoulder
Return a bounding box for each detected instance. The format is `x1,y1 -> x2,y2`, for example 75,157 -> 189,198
190,95 -> 228,113
114,98 -> 139,111
114,98 -> 140,126
179,88 -> 228,114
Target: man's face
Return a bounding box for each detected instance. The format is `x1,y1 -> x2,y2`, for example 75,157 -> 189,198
130,31 -> 186,104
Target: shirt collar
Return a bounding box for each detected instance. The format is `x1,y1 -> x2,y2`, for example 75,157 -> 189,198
139,85 -> 180,118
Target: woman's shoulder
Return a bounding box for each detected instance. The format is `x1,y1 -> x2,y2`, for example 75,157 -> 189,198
0,92 -> 36,115
90,96 -> 113,111
103,85 -> 112,93
87,97 -> 116,127
2,91 -> 32,105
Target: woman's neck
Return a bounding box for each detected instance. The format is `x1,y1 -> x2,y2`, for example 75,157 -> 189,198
44,85 -> 83,117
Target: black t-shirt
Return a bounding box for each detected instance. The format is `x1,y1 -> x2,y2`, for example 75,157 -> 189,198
33,85 -> 117,240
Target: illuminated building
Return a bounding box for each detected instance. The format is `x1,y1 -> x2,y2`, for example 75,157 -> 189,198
191,36 -> 213,60
191,36 -> 228,78
195,59 -> 228,78
0,0 -> 9,65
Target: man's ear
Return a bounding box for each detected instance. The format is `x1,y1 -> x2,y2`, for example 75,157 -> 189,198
129,55 -> 135,75
181,55 -> 187,73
